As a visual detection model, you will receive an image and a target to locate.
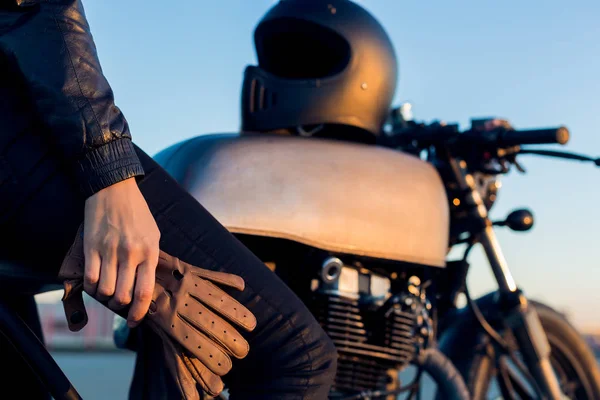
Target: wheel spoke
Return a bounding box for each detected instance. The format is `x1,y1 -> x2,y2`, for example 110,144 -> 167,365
497,356 -> 518,400
505,366 -> 534,399
498,355 -> 539,400
407,369 -> 423,400
550,354 -> 581,398
560,380 -> 579,398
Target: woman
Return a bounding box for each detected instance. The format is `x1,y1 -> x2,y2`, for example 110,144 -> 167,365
0,1 -> 337,398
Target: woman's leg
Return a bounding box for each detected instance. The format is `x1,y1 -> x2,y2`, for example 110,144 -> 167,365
130,146 -> 337,399
0,295 -> 49,400
0,140 -> 337,399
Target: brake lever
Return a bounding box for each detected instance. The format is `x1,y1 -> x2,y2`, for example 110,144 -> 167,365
497,148 -> 526,174
512,158 -> 526,173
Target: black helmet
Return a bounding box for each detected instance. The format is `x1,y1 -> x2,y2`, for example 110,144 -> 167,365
241,0 -> 398,142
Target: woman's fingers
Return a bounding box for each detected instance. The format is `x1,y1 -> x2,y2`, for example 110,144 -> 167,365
128,255 -> 158,327
109,243 -> 139,310
83,245 -> 101,296
96,236 -> 118,301
84,233 -> 159,325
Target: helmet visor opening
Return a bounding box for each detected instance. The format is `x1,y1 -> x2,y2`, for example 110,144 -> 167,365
255,18 -> 351,80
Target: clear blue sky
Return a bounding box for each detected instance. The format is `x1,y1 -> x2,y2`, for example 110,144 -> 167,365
82,0 -> 600,331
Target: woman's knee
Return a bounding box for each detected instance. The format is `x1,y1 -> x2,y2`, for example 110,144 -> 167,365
276,316 -> 338,397
309,326 -> 338,386
264,307 -> 338,389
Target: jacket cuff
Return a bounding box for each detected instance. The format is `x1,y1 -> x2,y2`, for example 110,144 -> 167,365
76,139 -> 145,198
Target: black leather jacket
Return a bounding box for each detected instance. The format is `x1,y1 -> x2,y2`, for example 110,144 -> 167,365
0,0 -> 144,198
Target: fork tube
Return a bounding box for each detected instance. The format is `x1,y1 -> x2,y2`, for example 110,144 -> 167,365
478,227 -> 517,292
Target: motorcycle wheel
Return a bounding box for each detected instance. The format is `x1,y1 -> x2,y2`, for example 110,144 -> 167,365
456,301 -> 600,400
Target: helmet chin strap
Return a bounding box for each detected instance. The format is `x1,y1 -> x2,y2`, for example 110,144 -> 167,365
296,124 -> 325,137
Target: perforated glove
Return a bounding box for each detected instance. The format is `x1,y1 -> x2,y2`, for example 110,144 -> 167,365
154,326 -> 225,398
58,224 -> 257,397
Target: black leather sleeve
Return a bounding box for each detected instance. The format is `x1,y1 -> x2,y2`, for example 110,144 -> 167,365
0,0 -> 145,198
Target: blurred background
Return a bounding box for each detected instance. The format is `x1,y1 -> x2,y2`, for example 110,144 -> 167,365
35,0 -> 599,397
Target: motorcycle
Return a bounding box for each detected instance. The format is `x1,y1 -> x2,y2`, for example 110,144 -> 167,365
147,105 -> 600,399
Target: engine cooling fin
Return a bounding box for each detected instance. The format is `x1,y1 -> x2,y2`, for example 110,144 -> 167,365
311,293 -> 419,395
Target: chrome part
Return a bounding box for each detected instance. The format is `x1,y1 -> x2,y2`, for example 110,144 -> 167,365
481,226 -> 517,292
465,173 -> 490,219
321,257 -> 343,283
398,102 -> 413,122
370,274 -> 391,300
337,266 -> 359,299
385,102 -> 414,135
317,259 -> 393,302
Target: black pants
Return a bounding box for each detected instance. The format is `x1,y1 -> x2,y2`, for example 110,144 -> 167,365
0,140 -> 337,399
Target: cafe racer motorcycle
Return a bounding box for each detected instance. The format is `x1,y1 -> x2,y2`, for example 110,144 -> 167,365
149,107 -> 600,399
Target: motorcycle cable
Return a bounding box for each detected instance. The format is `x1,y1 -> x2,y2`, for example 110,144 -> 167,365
461,242 -> 511,336
516,148 -> 600,165
463,274 -> 508,349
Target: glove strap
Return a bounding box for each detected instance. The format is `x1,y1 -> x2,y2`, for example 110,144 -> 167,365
61,279 -> 88,332
58,223 -> 88,332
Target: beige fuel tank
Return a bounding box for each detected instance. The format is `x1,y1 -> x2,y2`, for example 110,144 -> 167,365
154,133 -> 450,267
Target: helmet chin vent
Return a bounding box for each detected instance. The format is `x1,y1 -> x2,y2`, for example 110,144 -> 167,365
248,79 -> 277,113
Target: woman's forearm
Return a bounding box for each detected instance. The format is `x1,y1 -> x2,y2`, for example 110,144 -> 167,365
0,0 -> 144,197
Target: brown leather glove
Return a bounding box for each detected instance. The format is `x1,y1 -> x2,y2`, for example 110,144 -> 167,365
58,224 -> 257,397
155,326 -> 224,399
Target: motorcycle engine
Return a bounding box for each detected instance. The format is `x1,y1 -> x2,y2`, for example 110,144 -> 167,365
309,257 -> 434,396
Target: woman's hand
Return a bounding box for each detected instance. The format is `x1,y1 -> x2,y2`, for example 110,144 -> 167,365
83,177 -> 161,328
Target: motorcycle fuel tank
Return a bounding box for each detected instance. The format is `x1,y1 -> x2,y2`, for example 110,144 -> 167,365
154,133 -> 450,268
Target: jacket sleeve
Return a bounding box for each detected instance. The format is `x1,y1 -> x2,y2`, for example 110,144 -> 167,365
0,0 -> 145,198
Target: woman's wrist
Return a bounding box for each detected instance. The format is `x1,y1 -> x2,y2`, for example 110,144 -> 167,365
77,139 -> 145,198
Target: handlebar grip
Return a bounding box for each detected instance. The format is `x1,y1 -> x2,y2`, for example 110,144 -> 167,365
500,126 -> 570,146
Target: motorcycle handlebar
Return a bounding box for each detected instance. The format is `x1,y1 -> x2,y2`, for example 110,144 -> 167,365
497,126 -> 570,146
386,123 -> 570,149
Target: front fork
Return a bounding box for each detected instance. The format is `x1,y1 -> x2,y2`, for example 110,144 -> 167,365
480,229 -> 564,400
451,158 -> 564,400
